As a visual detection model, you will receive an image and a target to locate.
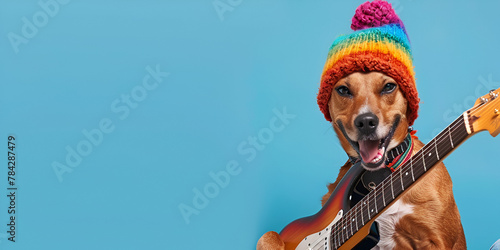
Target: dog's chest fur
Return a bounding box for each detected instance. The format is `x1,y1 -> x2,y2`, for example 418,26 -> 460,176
372,199 -> 414,249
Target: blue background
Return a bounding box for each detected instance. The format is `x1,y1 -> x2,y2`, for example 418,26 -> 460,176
1,0 -> 499,249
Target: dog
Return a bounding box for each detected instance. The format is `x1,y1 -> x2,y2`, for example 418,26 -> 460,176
257,72 -> 467,249
257,1 -> 468,249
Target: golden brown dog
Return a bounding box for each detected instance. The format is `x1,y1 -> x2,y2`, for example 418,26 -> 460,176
257,72 -> 466,249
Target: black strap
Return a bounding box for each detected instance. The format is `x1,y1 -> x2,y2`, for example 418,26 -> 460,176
350,166 -> 392,207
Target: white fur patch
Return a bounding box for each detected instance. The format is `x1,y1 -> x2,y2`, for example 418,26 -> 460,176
357,104 -> 371,116
376,125 -> 390,141
372,200 -> 414,250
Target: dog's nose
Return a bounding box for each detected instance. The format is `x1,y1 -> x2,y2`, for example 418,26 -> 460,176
354,113 -> 379,135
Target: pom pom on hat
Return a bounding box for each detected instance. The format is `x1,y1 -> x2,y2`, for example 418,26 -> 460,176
351,0 -> 405,31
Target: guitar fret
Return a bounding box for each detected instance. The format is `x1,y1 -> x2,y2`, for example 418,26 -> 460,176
382,181 -> 386,207
350,214 -> 354,237
374,189 -> 378,214
448,126 -> 454,148
400,168 -> 404,191
341,218 -> 346,243
348,215 -> 351,238
333,224 -> 337,248
346,216 -> 350,240
393,173 -> 403,197
333,236 -> 337,250
345,218 -> 349,242
334,226 -> 339,249
361,200 -> 365,225
341,215 -> 345,245
434,139 -> 440,160
341,231 -> 344,249
367,197 -> 371,220
346,216 -> 349,242
343,219 -> 347,243
355,205 -> 359,231
422,151 -> 427,171
337,223 -> 341,249
410,156 -> 415,182
391,174 -> 395,199
342,217 -> 346,242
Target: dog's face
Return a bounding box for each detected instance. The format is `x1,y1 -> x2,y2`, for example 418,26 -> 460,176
328,72 -> 409,171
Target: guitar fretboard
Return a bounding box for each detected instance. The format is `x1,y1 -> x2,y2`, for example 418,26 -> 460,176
330,115 -> 470,249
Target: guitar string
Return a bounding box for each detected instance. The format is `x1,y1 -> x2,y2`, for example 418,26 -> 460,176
312,235 -> 324,250
330,99 -> 494,245
330,114 -> 471,244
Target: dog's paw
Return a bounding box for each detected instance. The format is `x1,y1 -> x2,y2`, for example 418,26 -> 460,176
257,231 -> 285,250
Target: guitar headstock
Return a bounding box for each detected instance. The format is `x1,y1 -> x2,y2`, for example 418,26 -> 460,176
469,88 -> 500,137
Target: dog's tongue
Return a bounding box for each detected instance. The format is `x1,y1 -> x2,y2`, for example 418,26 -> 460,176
358,140 -> 381,163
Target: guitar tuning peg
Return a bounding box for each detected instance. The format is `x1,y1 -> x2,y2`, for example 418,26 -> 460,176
490,90 -> 499,99
481,97 -> 489,103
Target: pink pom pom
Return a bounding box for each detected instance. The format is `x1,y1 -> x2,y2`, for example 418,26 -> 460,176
351,0 -> 403,31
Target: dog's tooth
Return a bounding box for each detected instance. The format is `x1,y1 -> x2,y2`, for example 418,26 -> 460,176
371,154 -> 382,163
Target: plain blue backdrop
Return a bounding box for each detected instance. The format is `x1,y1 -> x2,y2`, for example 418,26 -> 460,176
0,0 -> 499,249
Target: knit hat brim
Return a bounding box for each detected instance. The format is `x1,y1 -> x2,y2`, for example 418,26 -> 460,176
318,51 -> 419,125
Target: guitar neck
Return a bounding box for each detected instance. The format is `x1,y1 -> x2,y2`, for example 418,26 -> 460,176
332,113 -> 471,248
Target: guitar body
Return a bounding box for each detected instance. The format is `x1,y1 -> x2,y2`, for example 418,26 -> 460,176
280,163 -> 379,250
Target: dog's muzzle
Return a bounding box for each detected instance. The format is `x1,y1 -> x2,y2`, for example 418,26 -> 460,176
337,115 -> 401,170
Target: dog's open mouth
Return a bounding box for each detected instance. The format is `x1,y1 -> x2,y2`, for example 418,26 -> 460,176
337,115 -> 400,170
357,136 -> 390,168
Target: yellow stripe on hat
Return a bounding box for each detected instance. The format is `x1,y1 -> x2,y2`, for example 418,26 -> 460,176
322,39 -> 415,79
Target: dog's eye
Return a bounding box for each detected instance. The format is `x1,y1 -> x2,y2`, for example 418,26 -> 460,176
336,86 -> 352,97
381,83 -> 397,94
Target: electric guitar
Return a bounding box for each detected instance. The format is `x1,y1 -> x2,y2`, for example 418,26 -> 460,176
279,88 -> 500,250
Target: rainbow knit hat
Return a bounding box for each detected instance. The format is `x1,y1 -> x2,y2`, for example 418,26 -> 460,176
317,0 -> 420,125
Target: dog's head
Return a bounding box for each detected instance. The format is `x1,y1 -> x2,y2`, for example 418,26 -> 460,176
328,71 -> 409,171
